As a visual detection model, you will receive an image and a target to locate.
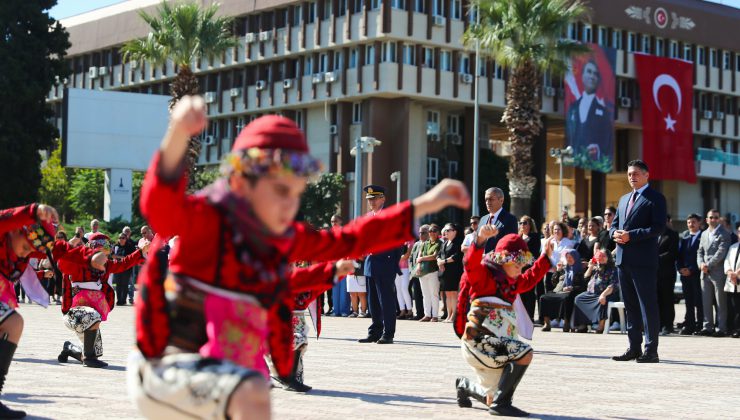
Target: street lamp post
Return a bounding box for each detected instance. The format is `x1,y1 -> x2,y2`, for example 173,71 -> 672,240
351,136 -> 382,219
471,6 -> 481,217
390,171 -> 401,204
549,146 -> 573,214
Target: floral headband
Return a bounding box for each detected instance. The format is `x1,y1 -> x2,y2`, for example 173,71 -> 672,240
25,224 -> 55,253
484,249 -> 534,266
89,239 -> 111,251
221,147 -> 323,179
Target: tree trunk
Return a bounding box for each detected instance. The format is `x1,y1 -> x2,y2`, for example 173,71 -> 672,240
502,60 -> 542,218
169,66 -> 203,191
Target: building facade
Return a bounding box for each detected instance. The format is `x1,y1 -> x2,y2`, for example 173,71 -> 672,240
48,0 -> 740,225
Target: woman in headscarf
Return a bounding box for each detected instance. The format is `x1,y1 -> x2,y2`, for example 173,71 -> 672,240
539,249 -> 585,332
573,250 -> 619,333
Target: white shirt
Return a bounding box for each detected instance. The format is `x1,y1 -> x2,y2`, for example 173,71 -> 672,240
579,92 -> 595,123
462,233 -> 475,247
487,208 -> 503,226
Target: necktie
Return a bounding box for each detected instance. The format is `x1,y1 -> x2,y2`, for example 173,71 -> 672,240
626,191 -> 638,217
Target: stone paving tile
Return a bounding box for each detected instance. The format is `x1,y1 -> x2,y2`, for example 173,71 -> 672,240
7,302 -> 739,419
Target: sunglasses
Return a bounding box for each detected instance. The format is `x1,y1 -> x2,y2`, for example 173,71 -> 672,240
518,221 -> 528,225
603,213 -> 613,216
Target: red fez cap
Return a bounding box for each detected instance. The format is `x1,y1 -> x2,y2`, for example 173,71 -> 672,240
494,234 -> 529,255
89,233 -> 110,242
232,115 -> 307,153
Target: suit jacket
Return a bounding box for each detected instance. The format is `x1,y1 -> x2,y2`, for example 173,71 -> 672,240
364,247 -> 403,279
608,186 -> 667,267
697,225 -> 730,281
565,96 -> 614,155
676,229 -> 702,275
439,239 -> 464,281
657,227 -> 679,279
724,243 -> 740,293
478,209 -> 518,253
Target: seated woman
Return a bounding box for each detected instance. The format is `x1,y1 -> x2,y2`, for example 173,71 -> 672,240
573,250 -> 619,333
539,249 -> 584,332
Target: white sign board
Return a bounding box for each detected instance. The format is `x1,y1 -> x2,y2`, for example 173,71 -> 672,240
62,88 -> 170,171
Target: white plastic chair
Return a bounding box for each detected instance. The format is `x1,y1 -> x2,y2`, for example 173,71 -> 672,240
604,287 -> 626,334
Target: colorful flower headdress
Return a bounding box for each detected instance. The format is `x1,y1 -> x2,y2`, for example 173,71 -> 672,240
25,224 -> 55,253
221,147 -> 323,179
484,249 -> 534,266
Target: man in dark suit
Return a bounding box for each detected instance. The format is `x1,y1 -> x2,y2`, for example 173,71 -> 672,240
676,213 -> 704,335
609,160 -> 667,363
657,215 -> 679,335
358,185 -> 403,345
478,187 -> 518,252
566,59 -> 613,158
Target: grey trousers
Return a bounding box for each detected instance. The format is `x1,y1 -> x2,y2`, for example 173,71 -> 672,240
702,275 -> 727,332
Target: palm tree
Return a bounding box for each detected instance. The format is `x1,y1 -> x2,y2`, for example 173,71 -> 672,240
121,1 -> 237,180
464,0 -> 590,217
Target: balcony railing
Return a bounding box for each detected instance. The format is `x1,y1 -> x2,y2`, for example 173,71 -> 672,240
696,147 -> 740,166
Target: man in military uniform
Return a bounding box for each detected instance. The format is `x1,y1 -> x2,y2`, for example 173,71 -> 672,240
358,185 -> 403,344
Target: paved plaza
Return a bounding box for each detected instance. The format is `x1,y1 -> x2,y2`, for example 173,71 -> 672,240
7,302 -> 739,419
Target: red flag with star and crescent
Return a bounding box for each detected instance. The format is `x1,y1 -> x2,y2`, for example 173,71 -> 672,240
634,54 -> 695,183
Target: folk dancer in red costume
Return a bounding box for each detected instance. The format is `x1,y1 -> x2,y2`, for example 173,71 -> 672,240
127,95 -> 469,420
269,260 -> 355,393
57,232 -> 146,368
0,203 -> 94,418
454,226 -> 554,418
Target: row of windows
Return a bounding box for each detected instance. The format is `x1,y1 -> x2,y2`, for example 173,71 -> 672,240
426,158 -> 458,187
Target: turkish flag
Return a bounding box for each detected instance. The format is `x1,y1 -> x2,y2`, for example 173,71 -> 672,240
634,54 -> 695,183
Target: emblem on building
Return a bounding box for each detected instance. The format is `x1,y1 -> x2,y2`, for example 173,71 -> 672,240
625,6 -> 695,31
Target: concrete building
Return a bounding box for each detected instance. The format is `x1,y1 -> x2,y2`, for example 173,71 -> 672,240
48,0 -> 740,225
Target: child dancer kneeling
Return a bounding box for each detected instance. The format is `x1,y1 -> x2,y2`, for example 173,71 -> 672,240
455,226 -> 554,417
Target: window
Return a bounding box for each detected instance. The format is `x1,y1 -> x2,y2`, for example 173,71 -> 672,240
597,27 -> 607,46
333,51 -> 344,70
318,53 -> 328,72
459,55 -> 470,74
542,70 -> 552,88
414,0 -> 425,13
307,2 -> 316,23
365,44 -> 376,65
447,114 -> 460,134
566,23 -> 577,40
736,55 -> 740,72
699,93 -> 709,111
422,47 -> 434,68
293,5 -> 302,25
426,110 -> 440,141
382,42 -> 397,63
432,0 -> 444,16
617,79 -> 629,98
582,24 -> 592,43
323,0 -> 331,20
494,62 -> 503,79
669,41 -> 678,59
655,38 -> 664,56
451,0 -> 462,19
352,102 -> 362,123
440,50 -> 452,71
426,158 -> 439,187
698,47 -> 705,65
468,7 -> 476,23
352,0 -> 363,13
348,48 -> 358,68
294,110 -> 304,129
448,161 -> 459,178
337,0 -> 346,14
304,56 -> 314,75
723,51 -> 731,70
640,35 -> 650,54
627,32 -> 636,52
710,48 -> 717,68
684,44 -> 693,61
479,59 -> 487,77
391,0 -> 405,9
612,30 -> 622,50
402,44 -> 416,65
371,0 -> 380,10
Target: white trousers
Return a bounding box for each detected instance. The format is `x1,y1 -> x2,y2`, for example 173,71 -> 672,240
394,268 -> 412,310
420,272 -> 440,317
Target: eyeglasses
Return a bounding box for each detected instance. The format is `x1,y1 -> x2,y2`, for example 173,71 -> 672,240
603,212 -> 613,216
708,216 -> 719,220
518,221 -> 527,225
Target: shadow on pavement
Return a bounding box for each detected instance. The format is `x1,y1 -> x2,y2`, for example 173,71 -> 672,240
4,392 -> 94,405
14,358 -> 126,371
536,350 -> 740,370
308,388 -> 457,406
319,336 -> 459,349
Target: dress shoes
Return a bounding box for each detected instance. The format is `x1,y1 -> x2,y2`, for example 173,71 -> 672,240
376,336 -> 394,344
679,327 -> 694,336
635,353 -> 660,363
357,336 -> 380,343
612,349 -> 642,361
697,328 -> 714,336
712,331 -> 727,338
732,330 -> 740,338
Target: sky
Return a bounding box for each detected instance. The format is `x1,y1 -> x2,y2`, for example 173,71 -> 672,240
48,0 -> 740,20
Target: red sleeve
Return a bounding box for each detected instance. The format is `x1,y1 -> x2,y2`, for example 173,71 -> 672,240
516,255 -> 552,293
106,249 -> 145,274
140,151 -> 193,238
50,240 -> 94,266
289,202 -> 415,263
36,270 -> 45,280
0,204 -> 37,236
289,262 -> 337,295
463,244 -> 490,292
